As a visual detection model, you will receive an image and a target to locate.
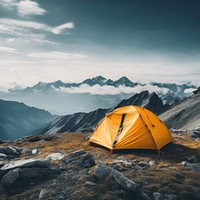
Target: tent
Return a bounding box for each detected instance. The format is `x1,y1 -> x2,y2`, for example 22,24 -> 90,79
89,105 -> 173,151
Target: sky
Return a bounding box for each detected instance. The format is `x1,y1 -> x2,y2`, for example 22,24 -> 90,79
0,0 -> 200,88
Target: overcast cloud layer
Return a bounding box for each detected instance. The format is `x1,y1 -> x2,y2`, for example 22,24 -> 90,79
0,0 -> 200,88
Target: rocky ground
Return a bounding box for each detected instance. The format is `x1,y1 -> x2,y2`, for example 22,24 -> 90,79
0,132 -> 200,200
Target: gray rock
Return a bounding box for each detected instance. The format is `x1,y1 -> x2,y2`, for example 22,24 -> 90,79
62,150 -> 95,168
164,194 -> 177,200
93,163 -> 111,181
181,161 -> 200,173
138,161 -> 150,169
149,160 -> 155,166
1,168 -> 19,186
0,153 -> 8,159
1,167 -> 61,186
39,189 -> 49,199
21,148 -> 33,155
153,192 -> 163,200
0,158 -> 51,171
108,159 -> 134,167
85,181 -> 97,187
47,153 -> 65,161
32,149 -> 38,155
112,169 -> 137,191
0,146 -> 19,156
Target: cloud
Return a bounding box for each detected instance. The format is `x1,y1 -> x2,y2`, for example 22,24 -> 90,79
52,22 -> 74,34
0,0 -> 47,16
0,0 -> 17,9
0,46 -> 20,53
27,51 -> 88,60
55,84 -> 170,95
0,18 -> 74,34
17,0 -> 46,16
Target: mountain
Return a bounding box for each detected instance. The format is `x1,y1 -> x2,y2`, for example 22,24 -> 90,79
0,76 -> 197,115
160,87 -> 200,130
0,99 -> 56,140
36,90 -> 173,135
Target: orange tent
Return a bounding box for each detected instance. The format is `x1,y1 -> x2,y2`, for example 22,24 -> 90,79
89,106 -> 173,150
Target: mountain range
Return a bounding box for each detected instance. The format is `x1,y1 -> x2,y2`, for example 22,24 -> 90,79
160,87 -> 200,130
0,76 -> 197,115
0,99 -> 56,140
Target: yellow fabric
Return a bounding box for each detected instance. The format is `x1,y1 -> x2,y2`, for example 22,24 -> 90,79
89,105 -> 173,150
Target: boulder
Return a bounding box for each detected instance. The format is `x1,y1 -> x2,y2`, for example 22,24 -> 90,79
1,167 -> 61,186
0,158 -> 51,171
1,168 -> 19,186
93,163 -> 111,181
112,169 -> 137,191
62,150 -> 95,168
0,146 -> 19,156
47,153 -> 65,161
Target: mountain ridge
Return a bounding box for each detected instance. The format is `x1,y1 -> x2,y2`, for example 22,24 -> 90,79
160,87 -> 200,130
35,90 -> 174,135
0,99 -> 57,140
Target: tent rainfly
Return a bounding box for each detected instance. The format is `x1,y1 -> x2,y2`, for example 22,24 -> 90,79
89,106 -> 173,151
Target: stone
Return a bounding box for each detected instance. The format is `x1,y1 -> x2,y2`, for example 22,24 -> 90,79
0,153 -> 8,159
21,148 -> 33,155
153,192 -> 163,200
1,167 -> 61,187
32,149 -> 38,155
1,168 -> 19,186
93,163 -> 111,181
108,159 -> 134,167
47,153 -> 65,161
138,161 -> 150,169
39,189 -> 49,199
1,158 -> 51,171
149,160 -> 155,166
85,181 -> 97,187
181,161 -> 200,174
62,150 -> 95,168
112,169 -> 137,191
0,146 -> 19,156
164,194 -> 177,200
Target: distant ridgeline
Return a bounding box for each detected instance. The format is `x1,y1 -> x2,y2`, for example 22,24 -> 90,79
0,99 -> 56,140
0,76 -> 197,115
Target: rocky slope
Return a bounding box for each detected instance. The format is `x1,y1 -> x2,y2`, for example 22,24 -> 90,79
36,91 -> 174,135
0,131 -> 200,200
0,99 -> 56,140
160,87 -> 200,130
